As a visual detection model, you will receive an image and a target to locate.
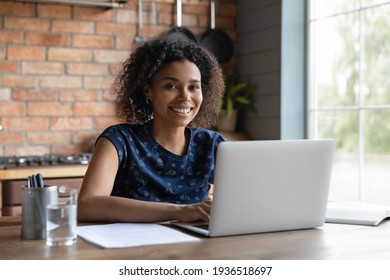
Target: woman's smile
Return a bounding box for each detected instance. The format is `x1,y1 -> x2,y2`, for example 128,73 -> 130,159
170,107 -> 192,114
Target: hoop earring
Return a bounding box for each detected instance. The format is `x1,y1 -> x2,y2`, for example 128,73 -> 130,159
146,98 -> 152,105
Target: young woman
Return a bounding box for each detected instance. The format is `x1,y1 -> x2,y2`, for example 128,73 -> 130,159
78,39 -> 226,223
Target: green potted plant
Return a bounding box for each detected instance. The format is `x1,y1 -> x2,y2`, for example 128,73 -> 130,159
218,73 -> 256,131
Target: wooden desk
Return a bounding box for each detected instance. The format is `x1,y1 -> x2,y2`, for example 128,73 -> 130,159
1,219 -> 390,260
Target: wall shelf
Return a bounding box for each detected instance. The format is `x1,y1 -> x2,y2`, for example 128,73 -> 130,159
16,0 -> 128,8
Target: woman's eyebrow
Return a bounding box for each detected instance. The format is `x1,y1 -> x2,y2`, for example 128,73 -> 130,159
161,77 -> 201,83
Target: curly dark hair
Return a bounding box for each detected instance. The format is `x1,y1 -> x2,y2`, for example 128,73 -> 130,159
112,39 -> 225,129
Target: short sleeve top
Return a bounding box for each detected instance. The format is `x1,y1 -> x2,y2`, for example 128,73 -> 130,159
99,122 -> 227,204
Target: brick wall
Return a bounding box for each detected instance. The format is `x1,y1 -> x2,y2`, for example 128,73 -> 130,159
0,0 -> 237,156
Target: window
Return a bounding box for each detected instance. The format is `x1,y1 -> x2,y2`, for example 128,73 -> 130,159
307,0 -> 390,205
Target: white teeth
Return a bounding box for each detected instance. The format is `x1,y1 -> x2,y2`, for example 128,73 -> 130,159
171,107 -> 191,114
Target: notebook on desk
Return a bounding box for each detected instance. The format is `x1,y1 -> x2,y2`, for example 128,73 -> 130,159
173,139 -> 335,237
326,201 -> 390,226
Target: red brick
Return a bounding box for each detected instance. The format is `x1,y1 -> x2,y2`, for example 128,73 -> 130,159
199,14 -> 210,29
83,76 -> 114,90
116,9 -> 137,24
0,102 -> 25,116
28,102 -> 73,116
2,117 -> 48,131
155,2 -> 173,13
25,32 -> 69,47
37,4 -> 71,19
154,26 -> 171,38
0,1 -> 35,17
67,63 -> 108,76
3,75 -> 37,88
50,117 -> 92,131
115,37 -> 136,50
51,20 -> 95,34
183,4 -> 208,15
0,132 -> 24,144
159,11 -> 175,26
4,17 -> 50,32
0,31 -> 23,44
74,102 -> 115,116
109,63 -> 122,76
121,1 -> 136,9
7,45 -> 46,61
23,62 -> 64,74
103,89 -> 116,101
72,34 -> 113,49
12,89 -> 58,101
48,47 -> 92,62
72,131 -> 96,145
39,75 -> 82,89
28,132 -> 71,145
0,88 -> 12,101
93,117 -> 121,130
137,25 -> 160,39
59,89 -> 101,101
73,6 -> 116,21
0,45 -> 5,59
187,0 -> 209,4
96,22 -> 136,36
0,61 -> 19,73
94,49 -> 129,63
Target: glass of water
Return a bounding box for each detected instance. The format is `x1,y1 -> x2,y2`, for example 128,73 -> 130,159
46,186 -> 77,247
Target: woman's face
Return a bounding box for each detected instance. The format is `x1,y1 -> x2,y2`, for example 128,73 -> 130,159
147,59 -> 203,129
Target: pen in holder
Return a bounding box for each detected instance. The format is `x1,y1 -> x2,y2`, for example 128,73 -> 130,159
21,185 -> 57,240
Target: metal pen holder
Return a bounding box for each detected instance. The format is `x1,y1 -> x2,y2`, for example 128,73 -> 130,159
21,185 -> 58,240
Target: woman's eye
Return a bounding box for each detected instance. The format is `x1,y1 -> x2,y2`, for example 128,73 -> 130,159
189,84 -> 201,91
165,83 -> 177,90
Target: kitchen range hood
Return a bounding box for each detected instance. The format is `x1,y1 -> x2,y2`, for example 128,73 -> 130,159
16,0 -> 128,8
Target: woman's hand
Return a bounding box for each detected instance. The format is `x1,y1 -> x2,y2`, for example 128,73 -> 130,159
177,200 -> 212,223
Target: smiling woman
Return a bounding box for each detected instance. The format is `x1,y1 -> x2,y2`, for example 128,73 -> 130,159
78,39 -> 227,224
145,60 -> 203,137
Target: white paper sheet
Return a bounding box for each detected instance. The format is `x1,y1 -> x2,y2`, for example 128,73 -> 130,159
77,223 -> 200,248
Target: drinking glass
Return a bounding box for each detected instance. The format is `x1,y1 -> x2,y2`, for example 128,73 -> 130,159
46,186 -> 77,247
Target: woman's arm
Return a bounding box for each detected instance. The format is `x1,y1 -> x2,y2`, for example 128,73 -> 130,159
78,137 -> 211,223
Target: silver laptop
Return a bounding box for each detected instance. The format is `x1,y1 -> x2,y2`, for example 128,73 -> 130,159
173,139 -> 335,237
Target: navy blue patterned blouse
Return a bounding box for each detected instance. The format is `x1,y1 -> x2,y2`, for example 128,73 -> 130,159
99,122 -> 227,204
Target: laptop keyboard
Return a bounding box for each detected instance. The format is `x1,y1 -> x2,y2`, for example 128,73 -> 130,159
193,223 -> 209,230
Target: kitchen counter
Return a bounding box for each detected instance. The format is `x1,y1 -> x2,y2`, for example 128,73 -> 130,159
0,165 -> 87,180
0,165 -> 88,216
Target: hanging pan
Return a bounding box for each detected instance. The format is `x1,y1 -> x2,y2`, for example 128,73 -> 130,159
199,0 -> 233,63
166,0 -> 197,43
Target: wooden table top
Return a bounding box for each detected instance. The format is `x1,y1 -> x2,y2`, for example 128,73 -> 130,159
0,165 -> 87,180
1,218 -> 390,260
